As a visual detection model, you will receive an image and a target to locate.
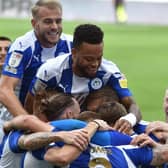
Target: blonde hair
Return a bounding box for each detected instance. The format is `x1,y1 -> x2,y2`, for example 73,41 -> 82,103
31,0 -> 62,19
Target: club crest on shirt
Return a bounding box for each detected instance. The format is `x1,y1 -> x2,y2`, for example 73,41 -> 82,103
8,52 -> 23,68
90,78 -> 103,90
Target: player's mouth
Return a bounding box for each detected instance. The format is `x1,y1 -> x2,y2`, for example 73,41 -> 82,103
48,31 -> 59,38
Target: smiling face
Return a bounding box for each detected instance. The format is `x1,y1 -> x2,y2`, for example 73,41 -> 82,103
72,42 -> 103,78
32,6 -> 62,48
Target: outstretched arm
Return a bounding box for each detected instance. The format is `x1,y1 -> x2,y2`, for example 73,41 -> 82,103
18,129 -> 89,151
44,120 -> 110,166
3,114 -> 52,133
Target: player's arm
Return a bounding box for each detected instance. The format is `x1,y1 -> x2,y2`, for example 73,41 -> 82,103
130,133 -> 168,166
44,120 -> 110,166
151,144 -> 168,166
114,96 -> 142,134
146,121 -> 168,133
18,129 -> 89,151
145,121 -> 168,142
121,96 -> 142,123
3,114 -> 52,133
0,75 -> 27,116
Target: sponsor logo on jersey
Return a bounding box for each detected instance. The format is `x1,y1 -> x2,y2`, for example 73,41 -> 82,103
89,145 -> 112,168
8,52 -> 23,68
119,78 -> 128,88
33,54 -> 40,62
90,78 -> 103,90
4,65 -> 17,74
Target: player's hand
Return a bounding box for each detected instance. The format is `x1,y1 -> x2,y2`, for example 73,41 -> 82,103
130,133 -> 158,147
114,119 -> 132,134
146,121 -> 168,141
61,129 -> 89,151
92,119 -> 114,131
146,121 -> 168,134
3,121 -> 12,134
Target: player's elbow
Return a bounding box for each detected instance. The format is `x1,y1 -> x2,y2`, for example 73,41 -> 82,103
21,115 -> 39,129
0,84 -> 10,104
44,150 -> 72,166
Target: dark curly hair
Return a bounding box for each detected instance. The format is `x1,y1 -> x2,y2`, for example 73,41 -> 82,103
73,24 -> 104,49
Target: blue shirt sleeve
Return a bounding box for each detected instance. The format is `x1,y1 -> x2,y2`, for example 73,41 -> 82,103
92,130 -> 132,146
50,119 -> 132,146
50,119 -> 87,130
9,131 -> 26,153
107,74 -> 132,99
2,47 -> 32,79
134,121 -> 160,142
124,146 -> 153,166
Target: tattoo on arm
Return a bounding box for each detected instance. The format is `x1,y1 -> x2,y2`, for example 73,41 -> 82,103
18,132 -> 61,150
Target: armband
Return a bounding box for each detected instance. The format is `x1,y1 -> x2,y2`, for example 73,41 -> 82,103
120,113 -> 137,127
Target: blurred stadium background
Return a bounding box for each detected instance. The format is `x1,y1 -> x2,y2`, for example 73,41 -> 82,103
0,0 -> 168,121
1,0 -> 168,25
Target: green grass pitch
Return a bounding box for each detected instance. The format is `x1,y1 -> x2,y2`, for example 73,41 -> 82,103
1,18 -> 168,121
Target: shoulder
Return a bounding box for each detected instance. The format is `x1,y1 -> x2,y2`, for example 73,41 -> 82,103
60,33 -> 73,42
37,54 -> 71,77
100,58 -> 121,74
42,53 -> 70,69
9,30 -> 37,52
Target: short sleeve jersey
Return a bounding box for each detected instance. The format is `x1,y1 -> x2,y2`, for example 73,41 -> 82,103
50,119 -> 132,146
30,53 -> 132,103
22,143 -> 153,168
2,30 -> 73,104
69,143 -> 153,168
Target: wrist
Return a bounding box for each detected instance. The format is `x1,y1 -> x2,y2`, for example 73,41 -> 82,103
120,113 -> 137,127
89,120 -> 100,130
92,120 -> 100,129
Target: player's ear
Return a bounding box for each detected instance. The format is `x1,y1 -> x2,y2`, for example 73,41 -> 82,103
71,48 -> 76,58
66,109 -> 73,119
31,19 -> 39,30
31,19 -> 36,28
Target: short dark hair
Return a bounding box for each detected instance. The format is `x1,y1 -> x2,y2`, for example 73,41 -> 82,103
73,24 -> 104,49
0,36 -> 11,41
